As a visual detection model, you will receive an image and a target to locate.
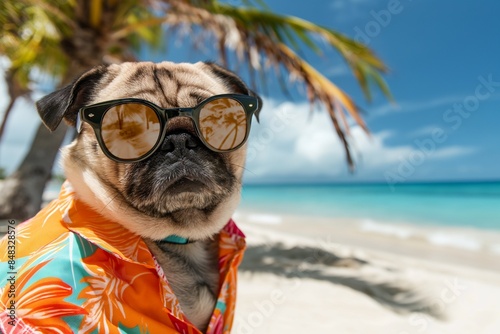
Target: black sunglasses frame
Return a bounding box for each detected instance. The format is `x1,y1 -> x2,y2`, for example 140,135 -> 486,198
77,94 -> 259,163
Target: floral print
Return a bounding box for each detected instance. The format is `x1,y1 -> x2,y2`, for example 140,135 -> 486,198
0,182 -> 245,333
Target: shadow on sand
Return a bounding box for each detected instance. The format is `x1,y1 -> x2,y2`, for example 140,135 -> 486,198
240,242 -> 446,319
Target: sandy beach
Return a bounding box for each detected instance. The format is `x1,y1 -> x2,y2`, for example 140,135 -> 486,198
233,211 -> 500,334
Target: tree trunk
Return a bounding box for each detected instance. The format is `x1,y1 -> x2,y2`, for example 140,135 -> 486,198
1,69 -> 31,142
0,62 -> 86,221
0,97 -> 17,142
0,121 -> 68,220
0,0 -> 125,221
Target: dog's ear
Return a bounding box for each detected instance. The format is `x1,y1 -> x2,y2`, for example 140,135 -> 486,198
203,62 -> 263,122
36,65 -> 108,131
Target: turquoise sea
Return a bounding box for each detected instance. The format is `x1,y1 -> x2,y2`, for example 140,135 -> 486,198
238,181 -> 500,231
45,180 -> 500,231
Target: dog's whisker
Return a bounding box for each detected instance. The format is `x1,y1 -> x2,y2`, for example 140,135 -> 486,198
100,192 -> 121,214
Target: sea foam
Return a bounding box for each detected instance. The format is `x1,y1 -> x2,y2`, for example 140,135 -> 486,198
490,244 -> 500,256
358,219 -> 497,253
246,213 -> 283,225
427,232 -> 482,251
359,219 -> 413,239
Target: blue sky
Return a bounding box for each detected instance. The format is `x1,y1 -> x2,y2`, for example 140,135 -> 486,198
1,0 -> 499,184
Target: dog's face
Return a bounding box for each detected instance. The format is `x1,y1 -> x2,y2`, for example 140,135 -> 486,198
36,61 -> 261,240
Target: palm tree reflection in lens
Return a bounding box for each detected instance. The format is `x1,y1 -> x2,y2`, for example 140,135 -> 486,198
101,104 -> 161,159
199,98 -> 247,150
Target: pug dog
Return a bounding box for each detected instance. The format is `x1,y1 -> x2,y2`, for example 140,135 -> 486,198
31,61 -> 261,332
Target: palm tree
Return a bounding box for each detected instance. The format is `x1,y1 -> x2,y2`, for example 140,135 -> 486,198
0,69 -> 32,141
0,0 -> 390,220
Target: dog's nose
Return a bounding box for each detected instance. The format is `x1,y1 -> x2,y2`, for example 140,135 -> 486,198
161,132 -> 199,153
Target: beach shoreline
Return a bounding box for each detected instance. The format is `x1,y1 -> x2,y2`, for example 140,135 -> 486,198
234,213 -> 500,333
234,210 -> 500,273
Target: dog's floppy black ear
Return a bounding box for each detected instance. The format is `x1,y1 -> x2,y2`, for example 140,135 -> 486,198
203,62 -> 263,122
36,65 -> 108,131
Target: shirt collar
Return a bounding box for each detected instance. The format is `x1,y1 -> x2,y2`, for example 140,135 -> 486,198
57,181 -> 245,265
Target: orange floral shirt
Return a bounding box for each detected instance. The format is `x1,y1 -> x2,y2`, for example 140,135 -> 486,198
0,182 -> 246,334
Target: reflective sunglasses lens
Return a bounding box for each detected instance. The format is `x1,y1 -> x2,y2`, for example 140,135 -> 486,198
199,98 -> 247,151
101,103 -> 161,160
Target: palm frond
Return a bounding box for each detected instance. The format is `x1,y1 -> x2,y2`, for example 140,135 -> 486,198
89,0 -> 103,28
146,0 -> 392,167
209,4 -> 391,101
0,0 -> 392,168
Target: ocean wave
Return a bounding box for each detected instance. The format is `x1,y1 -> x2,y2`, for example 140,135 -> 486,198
234,212 -> 283,225
490,244 -> 500,256
427,232 -> 482,251
358,219 -> 500,254
359,219 -> 413,239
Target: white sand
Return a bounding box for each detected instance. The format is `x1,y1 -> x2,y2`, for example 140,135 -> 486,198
233,212 -> 500,334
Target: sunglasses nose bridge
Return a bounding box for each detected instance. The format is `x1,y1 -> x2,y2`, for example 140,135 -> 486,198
162,107 -> 198,131
162,107 -> 198,137
177,107 -> 195,117
162,107 -> 195,119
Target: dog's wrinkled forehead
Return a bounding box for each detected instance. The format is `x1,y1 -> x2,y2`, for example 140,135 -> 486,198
35,61 -> 261,133
92,62 -> 230,108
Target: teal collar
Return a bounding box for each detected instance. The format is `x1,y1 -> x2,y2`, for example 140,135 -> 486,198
161,235 -> 190,244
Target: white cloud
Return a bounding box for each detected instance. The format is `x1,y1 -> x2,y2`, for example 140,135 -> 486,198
0,97 -> 41,175
0,61 -> 47,175
408,125 -> 439,137
431,146 -> 476,159
329,0 -> 386,22
0,80 -> 477,182
244,98 -> 477,183
407,124 -> 456,138
330,0 -> 374,10
325,64 -> 350,77
369,95 -> 464,117
0,58 -> 65,176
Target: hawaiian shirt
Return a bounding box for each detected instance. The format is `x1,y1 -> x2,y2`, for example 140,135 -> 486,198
0,182 -> 246,334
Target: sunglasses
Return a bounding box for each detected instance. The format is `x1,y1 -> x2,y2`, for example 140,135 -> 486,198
77,94 -> 260,162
